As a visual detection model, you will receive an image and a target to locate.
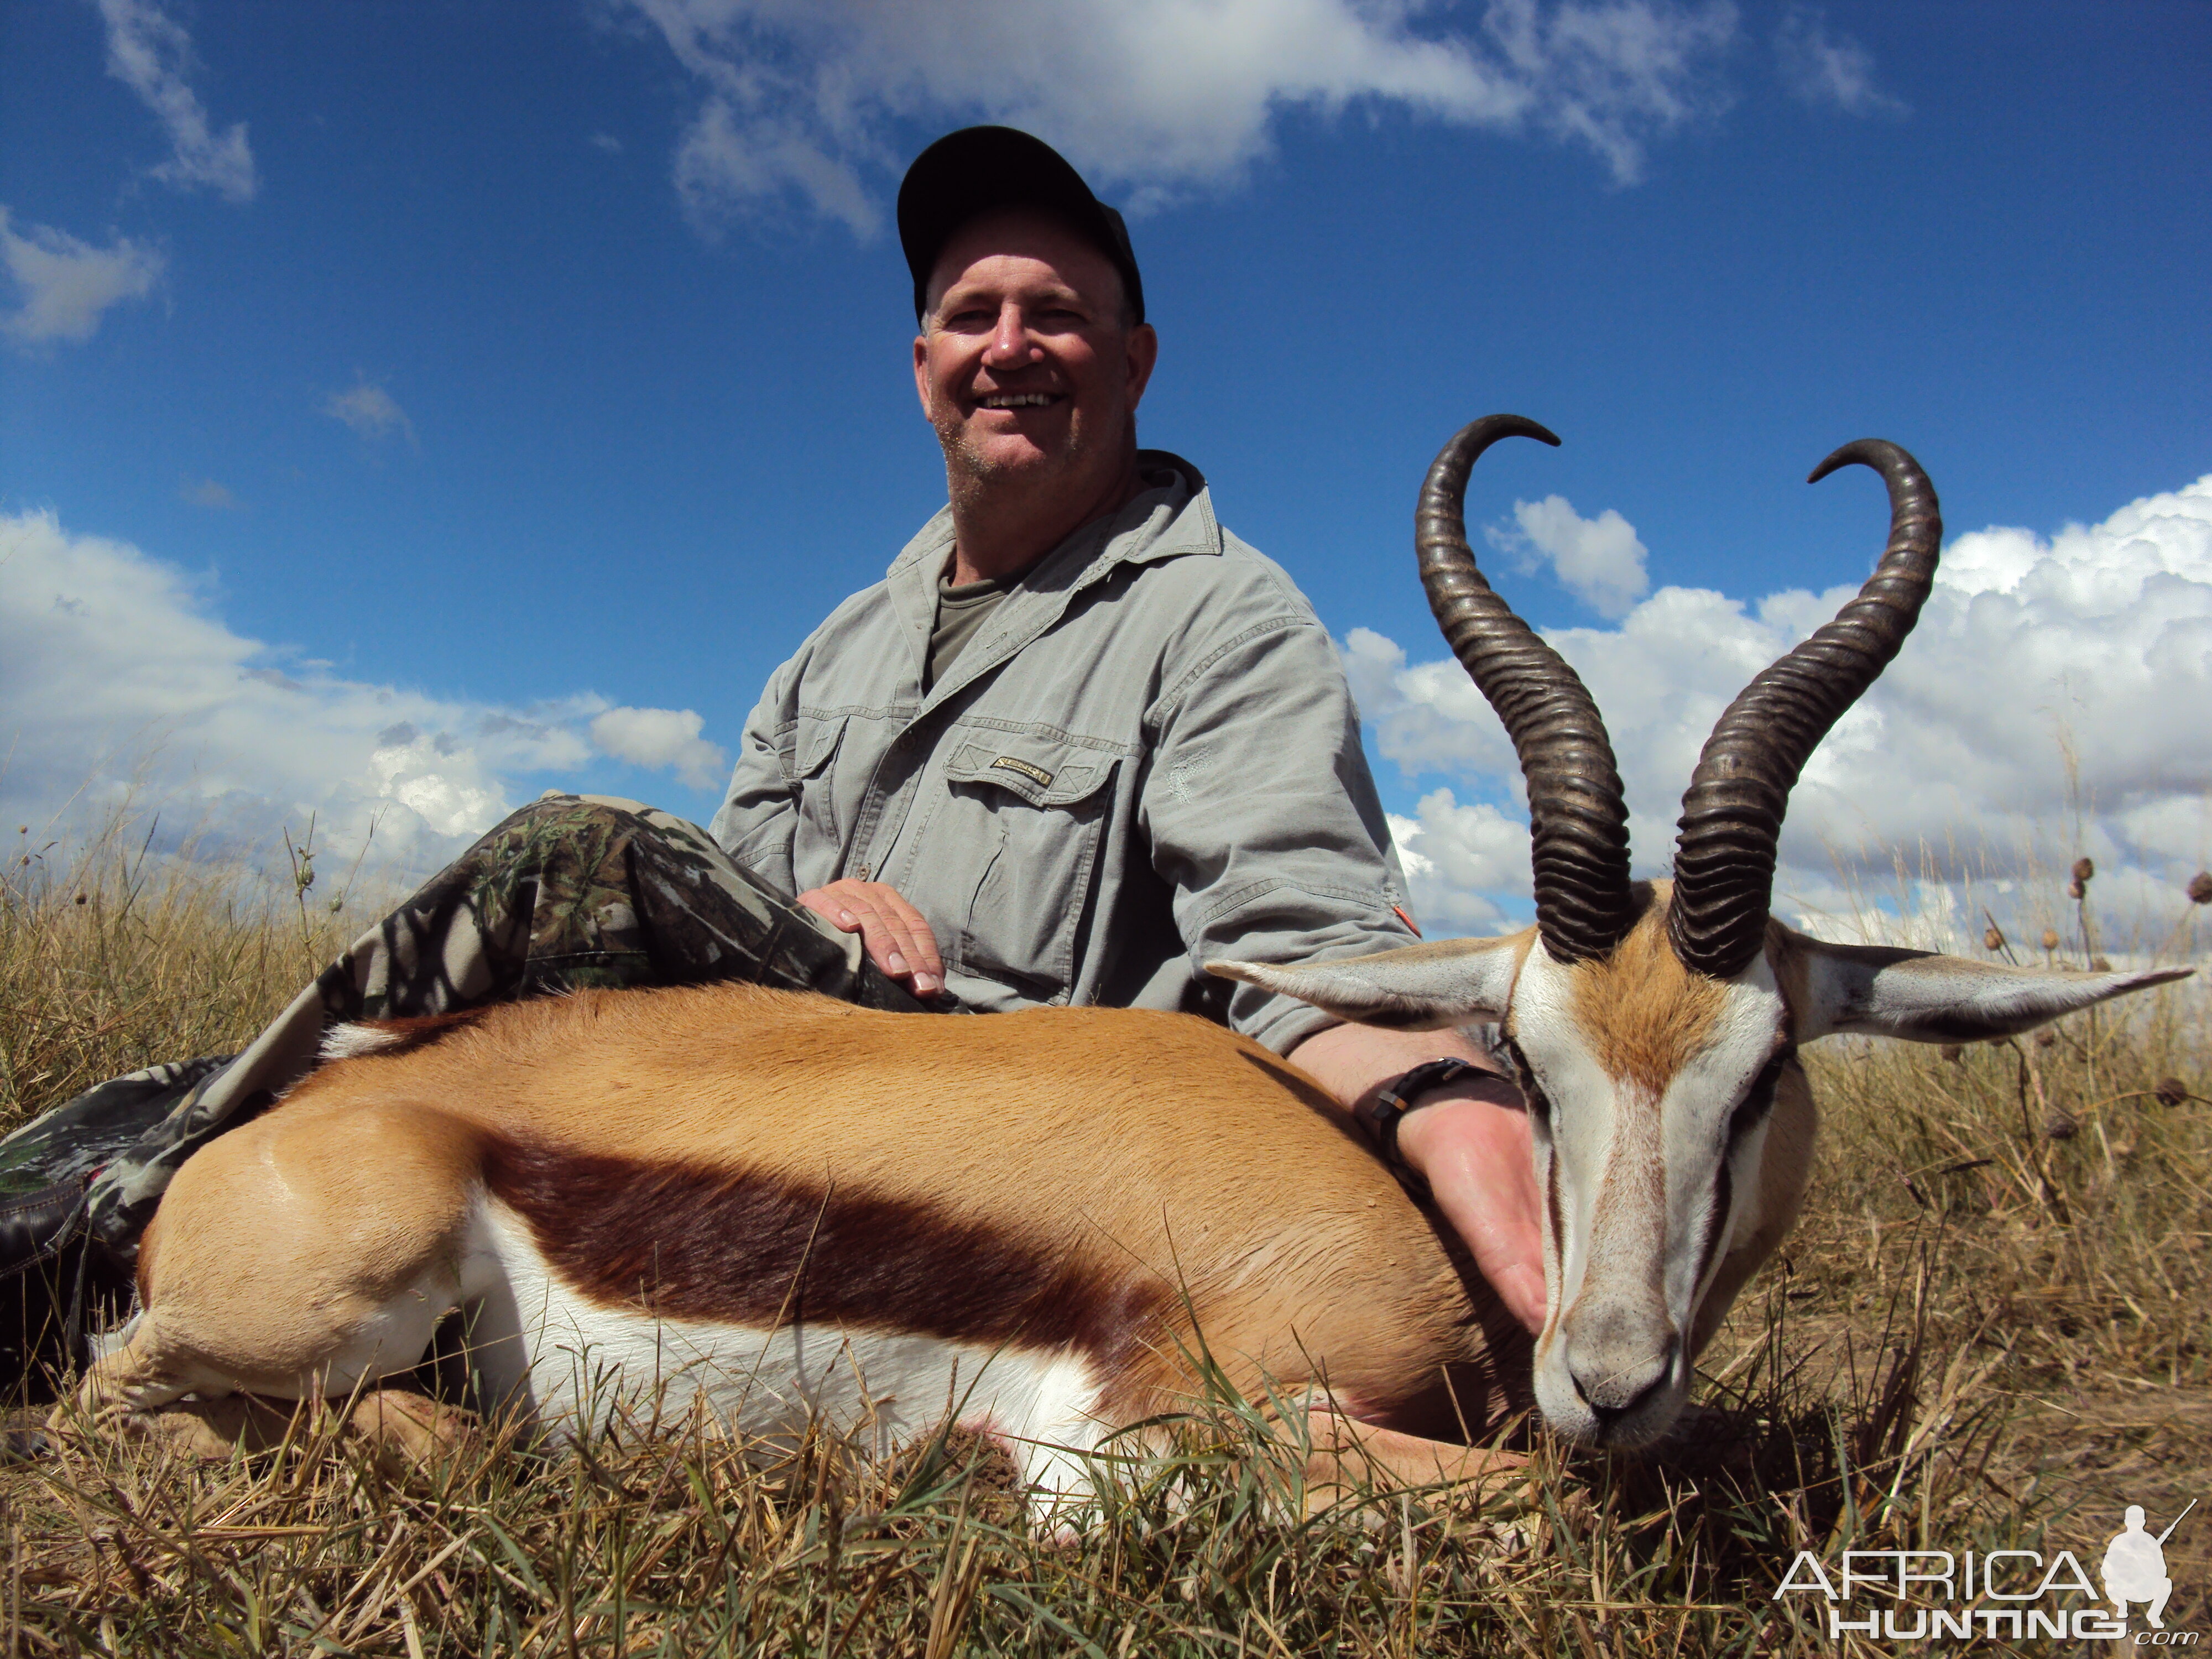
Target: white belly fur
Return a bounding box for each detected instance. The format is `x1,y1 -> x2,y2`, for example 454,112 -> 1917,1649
449,1197 -> 1114,1507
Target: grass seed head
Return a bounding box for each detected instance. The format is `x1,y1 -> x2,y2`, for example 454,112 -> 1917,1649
2155,1076 -> 2191,1107
2043,1110 -> 2078,1141
1985,925 -> 2006,952
2073,856 -> 2095,884
2191,871 -> 2212,905
2041,927 -> 2062,952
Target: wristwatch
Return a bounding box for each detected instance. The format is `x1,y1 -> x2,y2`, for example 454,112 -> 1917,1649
1353,1057 -> 1480,1194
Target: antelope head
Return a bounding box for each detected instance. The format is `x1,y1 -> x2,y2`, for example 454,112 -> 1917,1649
1217,416 -> 2191,1449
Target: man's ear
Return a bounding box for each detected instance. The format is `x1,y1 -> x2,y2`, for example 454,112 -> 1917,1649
1208,932 -> 1531,1031
1782,930 -> 2193,1045
1124,321 -> 1157,410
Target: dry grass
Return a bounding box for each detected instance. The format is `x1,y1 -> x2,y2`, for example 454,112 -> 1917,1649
2,823 -> 2206,1656
1,813 -> 373,1124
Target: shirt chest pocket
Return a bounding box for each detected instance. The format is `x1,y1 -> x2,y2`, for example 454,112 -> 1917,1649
778,714 -> 849,852
938,737 -> 1119,1002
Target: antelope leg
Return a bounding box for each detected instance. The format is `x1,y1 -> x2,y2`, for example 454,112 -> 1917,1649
1300,1407 -> 1525,1510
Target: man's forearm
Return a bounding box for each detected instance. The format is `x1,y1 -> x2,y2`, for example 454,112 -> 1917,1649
1285,1022 -> 1514,1116
1286,1021 -> 1547,1333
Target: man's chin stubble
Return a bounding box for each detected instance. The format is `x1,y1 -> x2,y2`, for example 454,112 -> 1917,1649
938,420 -> 1094,510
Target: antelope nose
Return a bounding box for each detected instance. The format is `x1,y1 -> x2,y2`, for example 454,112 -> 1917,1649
1567,1331 -> 1678,1422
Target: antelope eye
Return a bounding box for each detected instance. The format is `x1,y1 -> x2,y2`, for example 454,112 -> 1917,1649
1503,1038 -> 1553,1128
1726,1046 -> 1794,1146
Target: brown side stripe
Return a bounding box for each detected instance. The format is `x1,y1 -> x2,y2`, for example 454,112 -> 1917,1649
481,1136 -> 1166,1373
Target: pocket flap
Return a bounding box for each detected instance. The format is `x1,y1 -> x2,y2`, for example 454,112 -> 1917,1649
943,737 -> 1115,807
781,714 -> 847,782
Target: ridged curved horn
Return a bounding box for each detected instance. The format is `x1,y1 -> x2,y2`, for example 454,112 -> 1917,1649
1418,415 -> 1634,964
1668,440 -> 1942,978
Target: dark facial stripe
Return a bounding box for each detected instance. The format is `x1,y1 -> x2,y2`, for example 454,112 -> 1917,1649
1544,1144 -> 1564,1274
481,1136 -> 1165,1375
1725,1047 -> 1793,1147
1694,1049 -> 1793,1296
1691,1155 -> 1733,1300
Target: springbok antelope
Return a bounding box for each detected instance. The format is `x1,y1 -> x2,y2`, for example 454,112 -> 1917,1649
76,418 -> 2187,1512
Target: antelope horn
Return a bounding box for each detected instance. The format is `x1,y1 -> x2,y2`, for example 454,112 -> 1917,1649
1668,440 -> 1942,978
1418,415 -> 1634,964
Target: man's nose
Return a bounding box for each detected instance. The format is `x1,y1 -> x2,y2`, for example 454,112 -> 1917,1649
981,303 -> 1041,368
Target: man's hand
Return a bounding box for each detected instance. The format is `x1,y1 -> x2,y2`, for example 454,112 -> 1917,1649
1287,1022 -> 1546,1334
1392,1090 -> 1546,1335
796,879 -> 945,999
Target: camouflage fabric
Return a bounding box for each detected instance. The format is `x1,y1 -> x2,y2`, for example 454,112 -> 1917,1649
0,794 -> 926,1265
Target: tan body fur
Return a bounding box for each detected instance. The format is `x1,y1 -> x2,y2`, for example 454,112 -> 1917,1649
90,983 -> 1544,1498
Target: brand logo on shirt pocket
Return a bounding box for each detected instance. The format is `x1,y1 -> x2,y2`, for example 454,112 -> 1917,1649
989,755 -> 1055,789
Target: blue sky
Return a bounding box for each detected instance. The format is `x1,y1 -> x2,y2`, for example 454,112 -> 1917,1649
5,0 -> 2209,938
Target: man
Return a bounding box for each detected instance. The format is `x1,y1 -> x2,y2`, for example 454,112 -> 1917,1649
724,126 -> 1544,1328
0,127 -> 1541,1389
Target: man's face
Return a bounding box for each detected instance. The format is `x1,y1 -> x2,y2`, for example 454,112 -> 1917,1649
914,209 -> 1157,494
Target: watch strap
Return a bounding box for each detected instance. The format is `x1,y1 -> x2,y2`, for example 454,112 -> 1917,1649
1354,1057 -> 1479,1192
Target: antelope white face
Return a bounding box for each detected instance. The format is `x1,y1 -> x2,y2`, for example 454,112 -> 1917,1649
1212,885 -> 2189,1450
1498,914 -> 1794,1444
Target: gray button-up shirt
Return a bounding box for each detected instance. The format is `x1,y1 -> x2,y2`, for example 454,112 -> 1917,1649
709,452 -> 1417,1054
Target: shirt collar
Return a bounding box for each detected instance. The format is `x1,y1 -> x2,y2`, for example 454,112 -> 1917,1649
887,449 -> 1221,589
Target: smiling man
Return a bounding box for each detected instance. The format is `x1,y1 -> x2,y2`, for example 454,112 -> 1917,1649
713,127 -> 1546,1334
0,127 -> 1543,1391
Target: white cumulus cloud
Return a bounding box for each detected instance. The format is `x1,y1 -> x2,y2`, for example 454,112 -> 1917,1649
0,207 -> 164,347
1488,493 -> 1651,618
624,0 -> 1739,237
1773,2 -> 1906,118
1348,474 -> 2212,947
0,510 -> 649,873
94,0 -> 259,203
590,706 -> 729,790
1389,790 -> 1534,933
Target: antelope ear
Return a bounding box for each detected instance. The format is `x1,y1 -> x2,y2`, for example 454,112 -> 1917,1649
1207,933 -> 1531,1031
1783,931 -> 2193,1045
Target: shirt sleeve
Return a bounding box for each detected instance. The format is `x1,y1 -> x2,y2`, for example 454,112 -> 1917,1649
709,651 -> 804,894
1141,609 -> 1419,1054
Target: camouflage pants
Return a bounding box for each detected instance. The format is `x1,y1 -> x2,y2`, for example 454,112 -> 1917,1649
0,795 -> 925,1265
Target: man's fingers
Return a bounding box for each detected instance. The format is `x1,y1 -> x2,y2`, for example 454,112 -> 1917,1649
867,886 -> 945,982
795,880 -> 945,997
846,888 -> 934,988
795,888 -> 864,933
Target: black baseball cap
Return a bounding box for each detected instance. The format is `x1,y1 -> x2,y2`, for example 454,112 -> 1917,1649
897,126 -> 1145,326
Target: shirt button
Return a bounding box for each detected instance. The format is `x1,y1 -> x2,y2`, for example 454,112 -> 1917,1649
852,863 -> 871,881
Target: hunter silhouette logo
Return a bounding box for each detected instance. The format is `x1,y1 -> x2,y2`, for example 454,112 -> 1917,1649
2105,1501 -> 2193,1632
1772,1498 -> 2198,1644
